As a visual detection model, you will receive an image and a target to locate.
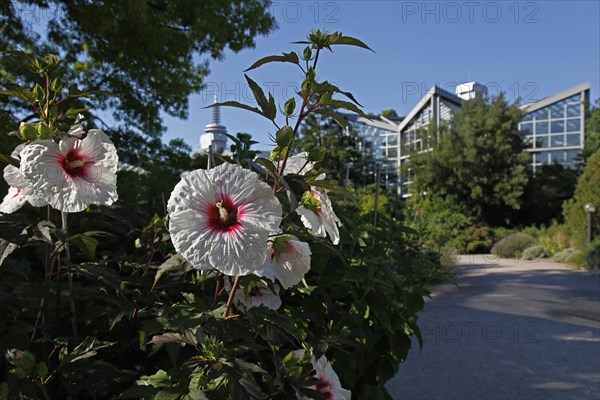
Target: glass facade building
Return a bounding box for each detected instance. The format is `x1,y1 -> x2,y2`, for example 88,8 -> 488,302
338,82 -> 590,199
342,113 -> 401,190
518,83 -> 589,170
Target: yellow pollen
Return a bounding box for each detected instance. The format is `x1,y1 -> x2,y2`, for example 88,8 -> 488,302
66,159 -> 85,169
215,201 -> 229,222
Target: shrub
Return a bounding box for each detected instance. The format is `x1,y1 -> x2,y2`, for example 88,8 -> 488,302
491,233 -> 536,258
553,248 -> 580,263
522,244 -> 548,260
465,226 -> 495,254
522,223 -> 570,255
569,240 -> 600,269
562,149 -> 600,247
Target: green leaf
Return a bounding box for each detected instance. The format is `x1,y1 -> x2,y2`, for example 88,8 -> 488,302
0,215 -> 29,266
32,83 -> 44,103
68,233 -> 99,259
206,101 -> 266,119
149,332 -> 196,346
244,74 -> 276,120
308,147 -> 326,162
315,81 -> 363,106
321,99 -> 370,119
329,34 -> 374,52
14,351 -> 36,374
315,108 -> 348,129
269,146 -> 286,162
0,83 -> 35,103
34,362 -> 48,379
244,51 -> 299,71
137,369 -> 172,388
301,191 -> 321,213
153,253 -> 191,289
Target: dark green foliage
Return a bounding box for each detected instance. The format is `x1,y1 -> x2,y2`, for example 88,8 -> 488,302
411,94 -> 530,227
562,149 -> 600,247
0,31 -> 445,400
519,164 -> 578,226
582,99 -> 600,162
0,193 -> 447,399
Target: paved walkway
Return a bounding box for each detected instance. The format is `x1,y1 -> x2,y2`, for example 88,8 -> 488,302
387,255 -> 600,400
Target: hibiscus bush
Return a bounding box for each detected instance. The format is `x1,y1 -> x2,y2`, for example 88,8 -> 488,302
0,32 -> 448,400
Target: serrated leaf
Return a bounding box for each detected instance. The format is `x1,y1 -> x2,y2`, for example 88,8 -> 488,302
321,99 -> 370,119
245,51 -> 300,71
315,108 -> 348,129
315,81 -> 363,106
329,35 -> 374,52
206,101 -> 266,119
67,233 -> 99,259
245,75 -> 276,120
152,253 -> 191,289
149,332 -> 195,346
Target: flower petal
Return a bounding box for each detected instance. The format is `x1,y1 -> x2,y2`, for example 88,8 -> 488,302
0,187 -> 28,214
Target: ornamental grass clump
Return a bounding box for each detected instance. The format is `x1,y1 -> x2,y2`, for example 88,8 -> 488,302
491,232 -> 537,258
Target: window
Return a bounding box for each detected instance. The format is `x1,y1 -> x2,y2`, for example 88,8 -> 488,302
550,150 -> 564,163
535,121 -> 549,134
566,134 -> 580,146
551,120 -> 565,134
567,103 -> 581,117
566,149 -> 580,165
536,136 -> 549,148
549,102 -> 565,119
567,118 -> 580,132
387,147 -> 398,158
533,108 -> 549,120
520,122 -> 533,135
522,113 -> 534,122
551,135 -> 565,147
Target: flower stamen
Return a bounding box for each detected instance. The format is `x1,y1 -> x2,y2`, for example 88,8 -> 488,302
215,201 -> 229,223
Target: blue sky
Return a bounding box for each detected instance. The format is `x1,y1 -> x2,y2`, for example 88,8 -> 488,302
161,0 -> 600,151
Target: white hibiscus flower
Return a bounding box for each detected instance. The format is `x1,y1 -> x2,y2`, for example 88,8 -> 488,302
297,354 -> 351,400
19,129 -> 118,213
168,163 -> 282,276
255,235 -> 311,289
229,279 -> 282,311
281,152 -> 325,180
1,144 -> 48,214
296,188 -> 341,245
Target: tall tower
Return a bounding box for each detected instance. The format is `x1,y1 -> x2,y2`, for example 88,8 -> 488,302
198,93 -> 228,153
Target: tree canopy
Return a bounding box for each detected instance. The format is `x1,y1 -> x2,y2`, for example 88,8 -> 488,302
411,94 -> 530,226
1,0 -> 276,138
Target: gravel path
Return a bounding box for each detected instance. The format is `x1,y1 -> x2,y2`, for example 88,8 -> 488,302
387,255 -> 600,400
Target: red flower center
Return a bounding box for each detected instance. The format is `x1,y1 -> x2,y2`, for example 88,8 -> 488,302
316,375 -> 333,399
61,150 -> 87,178
208,197 -> 241,233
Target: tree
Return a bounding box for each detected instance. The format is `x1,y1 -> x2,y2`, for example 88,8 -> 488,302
294,113 -> 362,184
1,1 -> 276,138
411,94 -> 530,226
519,164 -> 578,226
562,148 -> 600,247
380,109 -> 399,119
582,98 -> 600,161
